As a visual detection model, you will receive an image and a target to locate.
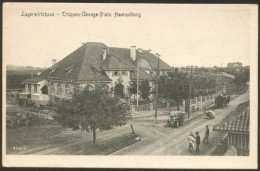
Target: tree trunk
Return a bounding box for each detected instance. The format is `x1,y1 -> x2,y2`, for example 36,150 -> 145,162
176,99 -> 180,111
92,125 -> 96,144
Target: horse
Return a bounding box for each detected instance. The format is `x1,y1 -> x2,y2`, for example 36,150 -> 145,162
226,96 -> 230,106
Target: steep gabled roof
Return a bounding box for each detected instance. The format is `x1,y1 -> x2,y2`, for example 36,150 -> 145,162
130,68 -> 154,81
24,42 -> 171,83
37,43 -> 111,82
110,47 -> 172,70
101,54 -> 134,70
213,108 -> 249,133
77,43 -> 111,81
137,50 -> 171,70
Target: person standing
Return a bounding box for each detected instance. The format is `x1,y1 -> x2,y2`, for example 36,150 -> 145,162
188,132 -> 195,153
203,125 -> 210,144
195,132 -> 200,153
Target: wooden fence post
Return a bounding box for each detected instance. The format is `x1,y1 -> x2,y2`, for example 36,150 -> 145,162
150,103 -> 153,111
130,124 -> 136,137
182,99 -> 186,113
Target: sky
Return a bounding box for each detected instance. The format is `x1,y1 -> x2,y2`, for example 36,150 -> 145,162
4,3 -> 255,68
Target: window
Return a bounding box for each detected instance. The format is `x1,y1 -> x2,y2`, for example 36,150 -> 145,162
50,68 -> 56,74
65,84 -> 70,94
50,82 -> 55,94
57,83 -> 62,95
34,85 -> 37,93
64,66 -> 74,75
113,71 -> 118,76
28,84 -> 31,92
122,71 -> 126,76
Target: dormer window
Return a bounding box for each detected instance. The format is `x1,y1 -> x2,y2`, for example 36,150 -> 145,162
64,66 -> 74,75
50,68 -> 56,74
138,49 -> 143,55
90,65 -> 99,74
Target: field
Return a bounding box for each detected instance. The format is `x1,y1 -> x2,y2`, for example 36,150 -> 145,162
6,103 -> 137,155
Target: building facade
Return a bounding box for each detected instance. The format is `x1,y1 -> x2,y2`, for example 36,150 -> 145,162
22,42 -> 172,104
213,107 -> 250,156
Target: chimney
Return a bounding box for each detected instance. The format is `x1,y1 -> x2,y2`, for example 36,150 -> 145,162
130,46 -> 136,61
148,49 -> 152,54
52,59 -> 57,66
102,48 -> 107,60
155,53 -> 160,58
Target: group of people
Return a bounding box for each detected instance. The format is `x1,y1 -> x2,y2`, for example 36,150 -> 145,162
188,125 -> 210,154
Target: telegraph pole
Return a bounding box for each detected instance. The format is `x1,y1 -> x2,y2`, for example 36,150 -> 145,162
154,53 -> 160,124
136,57 -> 139,106
186,66 -> 197,119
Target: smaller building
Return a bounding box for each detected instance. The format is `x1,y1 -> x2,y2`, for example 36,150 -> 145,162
21,77 -> 49,107
227,62 -> 242,72
213,107 -> 250,156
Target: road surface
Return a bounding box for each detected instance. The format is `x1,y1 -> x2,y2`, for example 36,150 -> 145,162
111,89 -> 249,155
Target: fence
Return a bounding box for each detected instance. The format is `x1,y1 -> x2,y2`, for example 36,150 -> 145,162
135,104 -> 150,111
26,109 -> 54,120
189,93 -> 218,112
131,92 -> 218,113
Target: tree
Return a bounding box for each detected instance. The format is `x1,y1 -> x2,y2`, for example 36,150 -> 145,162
139,80 -> 151,101
114,83 -> 125,98
128,81 -> 137,100
157,68 -> 217,110
228,67 -> 250,91
54,85 -> 129,144
158,69 -> 190,110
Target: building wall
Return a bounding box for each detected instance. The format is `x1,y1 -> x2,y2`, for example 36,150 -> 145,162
24,80 -> 48,94
227,133 -> 249,155
48,81 -> 75,98
48,80 -> 113,99
105,70 -> 131,94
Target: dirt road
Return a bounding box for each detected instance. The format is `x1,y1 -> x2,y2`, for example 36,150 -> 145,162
111,90 -> 249,155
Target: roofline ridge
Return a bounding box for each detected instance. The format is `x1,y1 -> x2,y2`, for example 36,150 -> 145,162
49,44 -> 87,70
85,42 -> 108,47
77,44 -> 89,81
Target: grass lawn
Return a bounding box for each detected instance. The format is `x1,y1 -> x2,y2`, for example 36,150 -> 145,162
7,124 -> 138,155
79,133 -> 138,155
6,103 -> 139,155
7,124 -> 61,154
59,134 -> 137,155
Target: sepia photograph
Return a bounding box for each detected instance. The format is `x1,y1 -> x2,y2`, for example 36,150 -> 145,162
2,3 -> 258,169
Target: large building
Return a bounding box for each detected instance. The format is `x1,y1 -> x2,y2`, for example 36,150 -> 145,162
22,42 -> 171,104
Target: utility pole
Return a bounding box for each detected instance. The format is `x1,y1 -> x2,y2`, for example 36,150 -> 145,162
136,57 -> 139,106
154,53 -> 160,124
186,66 -> 198,119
